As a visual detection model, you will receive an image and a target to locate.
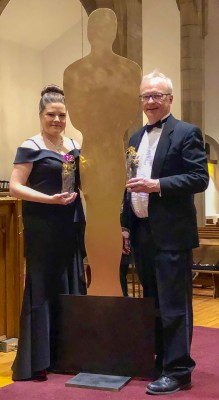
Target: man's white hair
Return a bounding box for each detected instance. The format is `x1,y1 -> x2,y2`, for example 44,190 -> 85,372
141,69 -> 173,94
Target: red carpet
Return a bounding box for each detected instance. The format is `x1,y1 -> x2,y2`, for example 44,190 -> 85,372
0,326 -> 218,400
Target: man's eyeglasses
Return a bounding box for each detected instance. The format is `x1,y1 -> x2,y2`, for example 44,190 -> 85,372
139,93 -> 171,103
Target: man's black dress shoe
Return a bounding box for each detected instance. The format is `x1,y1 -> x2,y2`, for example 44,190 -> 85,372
146,375 -> 191,395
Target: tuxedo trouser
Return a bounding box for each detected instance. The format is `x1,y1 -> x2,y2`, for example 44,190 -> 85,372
131,217 -> 196,382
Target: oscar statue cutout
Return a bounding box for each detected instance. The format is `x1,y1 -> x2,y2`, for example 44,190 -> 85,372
63,8 -> 141,296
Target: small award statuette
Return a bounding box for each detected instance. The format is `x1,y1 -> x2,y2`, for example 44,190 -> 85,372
62,154 -> 76,193
126,146 -> 139,180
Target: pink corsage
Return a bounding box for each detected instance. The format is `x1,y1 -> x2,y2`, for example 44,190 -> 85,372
64,154 -> 74,163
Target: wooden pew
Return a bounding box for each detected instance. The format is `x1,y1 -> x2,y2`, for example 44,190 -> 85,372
193,226 -> 219,298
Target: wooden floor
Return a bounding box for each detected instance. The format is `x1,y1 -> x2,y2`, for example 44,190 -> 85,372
193,288 -> 219,328
0,351 -> 15,387
0,286 -> 219,386
129,281 -> 219,328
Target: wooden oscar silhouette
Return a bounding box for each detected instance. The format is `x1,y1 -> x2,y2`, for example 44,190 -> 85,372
63,8 -> 141,296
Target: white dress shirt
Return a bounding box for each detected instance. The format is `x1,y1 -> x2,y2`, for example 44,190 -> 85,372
131,115 -> 169,218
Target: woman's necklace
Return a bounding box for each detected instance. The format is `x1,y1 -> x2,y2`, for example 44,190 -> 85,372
42,134 -> 64,153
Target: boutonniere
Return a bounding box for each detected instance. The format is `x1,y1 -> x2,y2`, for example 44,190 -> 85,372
126,146 -> 139,179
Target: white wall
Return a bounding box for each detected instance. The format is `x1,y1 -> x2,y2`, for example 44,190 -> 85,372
142,0 -> 181,123
42,11 -> 90,146
0,38 -> 42,179
0,6 -> 88,179
205,168 -> 218,219
0,1 -> 182,180
1,0 -> 217,193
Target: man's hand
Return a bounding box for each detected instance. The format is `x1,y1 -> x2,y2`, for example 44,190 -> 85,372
126,177 -> 160,193
122,229 -> 131,255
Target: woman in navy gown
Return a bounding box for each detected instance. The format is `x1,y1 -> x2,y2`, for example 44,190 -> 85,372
10,85 -> 86,381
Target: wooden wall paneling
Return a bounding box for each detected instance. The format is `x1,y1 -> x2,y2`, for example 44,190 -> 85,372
0,198 -> 24,338
0,214 -> 6,336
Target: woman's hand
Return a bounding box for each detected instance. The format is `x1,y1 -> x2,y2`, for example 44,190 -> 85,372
10,164 -> 78,205
51,192 -> 77,205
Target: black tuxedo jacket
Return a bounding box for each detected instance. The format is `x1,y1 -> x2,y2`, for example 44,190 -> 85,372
122,114 -> 209,251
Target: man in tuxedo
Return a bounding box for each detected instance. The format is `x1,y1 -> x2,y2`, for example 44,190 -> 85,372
122,70 -> 209,395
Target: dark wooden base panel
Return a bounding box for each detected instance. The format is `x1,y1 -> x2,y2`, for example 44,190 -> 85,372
53,295 -> 155,378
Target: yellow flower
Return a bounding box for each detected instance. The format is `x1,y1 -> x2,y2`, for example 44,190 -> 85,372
126,146 -> 137,157
126,146 -> 139,166
62,155 -> 76,175
80,155 -> 87,165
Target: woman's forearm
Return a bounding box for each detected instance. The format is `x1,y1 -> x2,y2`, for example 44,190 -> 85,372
10,183 -> 53,204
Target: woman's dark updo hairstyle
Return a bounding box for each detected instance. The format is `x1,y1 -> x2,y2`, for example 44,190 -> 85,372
39,84 -> 65,113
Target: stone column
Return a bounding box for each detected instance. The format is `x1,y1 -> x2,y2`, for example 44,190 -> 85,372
177,0 -> 208,226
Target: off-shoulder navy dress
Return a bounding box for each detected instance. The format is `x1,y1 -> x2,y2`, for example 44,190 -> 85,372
12,141 -> 86,381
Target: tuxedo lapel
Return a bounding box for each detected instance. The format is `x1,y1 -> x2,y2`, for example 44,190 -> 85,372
151,115 -> 177,179
132,126 -> 146,151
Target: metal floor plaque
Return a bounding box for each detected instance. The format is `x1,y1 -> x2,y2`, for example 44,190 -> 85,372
65,373 -> 131,391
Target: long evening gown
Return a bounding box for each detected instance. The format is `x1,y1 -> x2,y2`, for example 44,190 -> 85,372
12,140 -> 86,380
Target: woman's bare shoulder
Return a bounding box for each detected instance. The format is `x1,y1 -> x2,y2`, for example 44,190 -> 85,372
64,137 -> 81,150
72,139 -> 81,149
20,134 -> 41,149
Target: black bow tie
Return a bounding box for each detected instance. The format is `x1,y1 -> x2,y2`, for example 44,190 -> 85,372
146,116 -> 169,133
